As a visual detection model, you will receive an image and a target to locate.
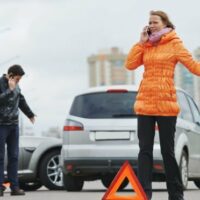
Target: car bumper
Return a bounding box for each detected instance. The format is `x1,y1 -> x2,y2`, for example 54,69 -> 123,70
62,157 -> 165,181
4,170 -> 36,182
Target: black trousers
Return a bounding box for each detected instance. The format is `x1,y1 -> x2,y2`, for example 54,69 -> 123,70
137,115 -> 184,200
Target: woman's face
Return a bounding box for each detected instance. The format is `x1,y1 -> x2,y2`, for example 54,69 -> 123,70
149,15 -> 166,33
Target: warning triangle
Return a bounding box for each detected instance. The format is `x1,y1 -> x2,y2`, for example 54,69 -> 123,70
102,161 -> 148,200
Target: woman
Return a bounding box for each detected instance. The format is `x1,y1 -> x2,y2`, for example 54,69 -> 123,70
125,10 -> 200,200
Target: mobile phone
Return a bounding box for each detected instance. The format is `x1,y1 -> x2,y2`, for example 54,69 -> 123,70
147,27 -> 151,35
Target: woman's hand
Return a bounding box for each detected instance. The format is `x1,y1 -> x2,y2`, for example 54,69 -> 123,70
139,26 -> 149,44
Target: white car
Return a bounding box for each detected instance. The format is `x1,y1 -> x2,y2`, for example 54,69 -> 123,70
61,85 -> 200,191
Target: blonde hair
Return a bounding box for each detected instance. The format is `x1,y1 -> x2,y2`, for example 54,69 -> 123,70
150,10 -> 175,29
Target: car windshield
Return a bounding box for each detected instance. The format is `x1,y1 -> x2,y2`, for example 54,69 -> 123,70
69,91 -> 137,118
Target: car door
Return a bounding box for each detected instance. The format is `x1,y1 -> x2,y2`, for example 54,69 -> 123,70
177,91 -> 199,175
4,146 -> 8,174
186,95 -> 200,175
18,136 -> 24,172
4,136 -> 23,177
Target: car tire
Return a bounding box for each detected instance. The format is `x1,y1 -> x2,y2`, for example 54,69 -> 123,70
194,180 -> 200,189
101,173 -> 129,190
179,150 -> 188,190
39,149 -> 63,190
63,174 -> 84,191
19,182 -> 42,191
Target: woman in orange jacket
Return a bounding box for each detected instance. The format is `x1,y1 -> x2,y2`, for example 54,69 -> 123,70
125,10 -> 200,200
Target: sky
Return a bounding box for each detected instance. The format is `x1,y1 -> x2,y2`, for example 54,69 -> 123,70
0,0 -> 200,135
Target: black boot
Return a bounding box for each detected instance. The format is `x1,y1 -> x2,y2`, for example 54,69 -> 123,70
0,189 -> 3,197
11,188 -> 25,196
0,186 -> 6,197
167,180 -> 184,200
169,197 -> 185,200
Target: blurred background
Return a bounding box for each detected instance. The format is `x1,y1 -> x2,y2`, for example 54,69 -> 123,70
0,0 -> 200,137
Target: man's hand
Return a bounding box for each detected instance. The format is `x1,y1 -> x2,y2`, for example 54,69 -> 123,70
30,117 -> 35,124
8,77 -> 17,91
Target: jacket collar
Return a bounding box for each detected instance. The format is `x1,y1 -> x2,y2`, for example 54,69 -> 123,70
144,30 -> 180,47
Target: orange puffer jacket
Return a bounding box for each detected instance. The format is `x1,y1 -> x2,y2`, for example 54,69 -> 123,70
125,30 -> 200,116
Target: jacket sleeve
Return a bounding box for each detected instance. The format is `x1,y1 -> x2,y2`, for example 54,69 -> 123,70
125,43 -> 144,70
0,89 -> 14,103
175,41 -> 200,76
19,93 -> 35,118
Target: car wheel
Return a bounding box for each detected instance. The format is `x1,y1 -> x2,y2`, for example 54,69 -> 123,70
179,150 -> 188,190
101,173 -> 129,190
63,174 -> 84,191
39,149 -> 63,190
19,182 -> 42,191
194,180 -> 200,189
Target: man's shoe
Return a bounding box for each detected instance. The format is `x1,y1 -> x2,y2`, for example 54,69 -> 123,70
0,189 -> 3,197
10,188 -> 25,196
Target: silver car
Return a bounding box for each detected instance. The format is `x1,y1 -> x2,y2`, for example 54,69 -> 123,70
61,85 -> 200,191
4,135 -> 63,191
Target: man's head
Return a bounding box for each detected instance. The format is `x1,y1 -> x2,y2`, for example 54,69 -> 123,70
7,64 -> 25,83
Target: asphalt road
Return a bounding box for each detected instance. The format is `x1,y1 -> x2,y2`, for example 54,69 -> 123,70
1,181 -> 199,200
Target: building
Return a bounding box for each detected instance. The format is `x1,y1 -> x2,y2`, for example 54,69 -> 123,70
87,47 -> 135,87
174,47 -> 200,108
19,112 -> 35,136
193,47 -> 200,106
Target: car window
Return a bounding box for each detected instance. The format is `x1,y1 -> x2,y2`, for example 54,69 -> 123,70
70,92 -> 137,118
177,91 -> 193,122
187,96 -> 200,125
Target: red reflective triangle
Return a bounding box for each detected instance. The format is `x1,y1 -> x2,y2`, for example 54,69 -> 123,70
102,161 -> 148,200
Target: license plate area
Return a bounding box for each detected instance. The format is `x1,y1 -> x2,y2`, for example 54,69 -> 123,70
95,131 -> 130,141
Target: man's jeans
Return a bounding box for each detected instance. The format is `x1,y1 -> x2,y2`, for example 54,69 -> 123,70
0,125 -> 19,190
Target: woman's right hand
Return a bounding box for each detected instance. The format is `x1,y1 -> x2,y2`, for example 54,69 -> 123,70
139,26 -> 149,44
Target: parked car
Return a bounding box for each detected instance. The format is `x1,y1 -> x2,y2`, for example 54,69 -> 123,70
60,85 -> 200,191
4,135 -> 63,191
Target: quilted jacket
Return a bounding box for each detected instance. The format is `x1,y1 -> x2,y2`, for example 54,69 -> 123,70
125,30 -> 200,116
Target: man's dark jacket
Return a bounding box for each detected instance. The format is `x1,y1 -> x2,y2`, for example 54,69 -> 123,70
0,74 -> 34,125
